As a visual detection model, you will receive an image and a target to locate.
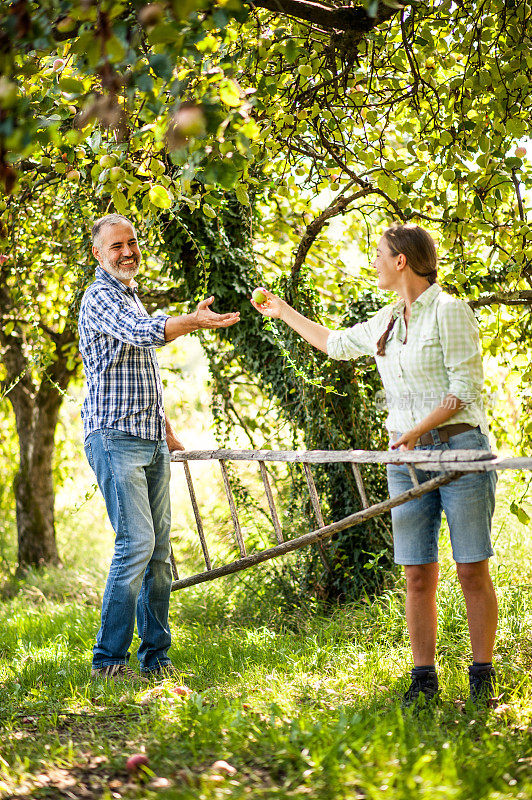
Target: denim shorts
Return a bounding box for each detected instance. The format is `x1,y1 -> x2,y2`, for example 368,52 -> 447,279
386,426 -> 497,565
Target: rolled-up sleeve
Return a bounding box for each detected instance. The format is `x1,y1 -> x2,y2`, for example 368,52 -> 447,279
327,306 -> 391,361
437,300 -> 483,403
85,287 -> 169,348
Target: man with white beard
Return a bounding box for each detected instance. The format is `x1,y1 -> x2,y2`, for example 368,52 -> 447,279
79,213 -> 240,682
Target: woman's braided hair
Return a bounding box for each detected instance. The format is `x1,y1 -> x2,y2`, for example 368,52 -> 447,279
376,223 -> 438,356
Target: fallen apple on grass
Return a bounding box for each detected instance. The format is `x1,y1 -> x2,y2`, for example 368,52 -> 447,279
210,760 -> 237,776
126,753 -> 149,776
172,684 -> 192,697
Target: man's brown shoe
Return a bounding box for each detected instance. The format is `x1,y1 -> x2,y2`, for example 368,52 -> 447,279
141,663 -> 181,680
91,664 -> 148,684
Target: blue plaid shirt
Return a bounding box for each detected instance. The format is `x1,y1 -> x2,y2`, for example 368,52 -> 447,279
79,266 -> 170,441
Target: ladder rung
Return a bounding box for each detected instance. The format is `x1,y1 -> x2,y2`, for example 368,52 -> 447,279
219,460 -> 247,558
169,546 -> 179,581
183,461 -> 212,571
351,463 -> 369,509
407,464 -> 420,488
303,463 -> 325,527
259,461 -> 284,544
303,463 -> 332,572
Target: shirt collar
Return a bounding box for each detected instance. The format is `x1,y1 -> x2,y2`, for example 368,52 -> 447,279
96,265 -> 138,294
390,283 -> 441,318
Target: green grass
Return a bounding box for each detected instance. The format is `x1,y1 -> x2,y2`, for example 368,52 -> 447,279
1,366 -> 531,800
0,575 -> 531,800
1,471 -> 531,799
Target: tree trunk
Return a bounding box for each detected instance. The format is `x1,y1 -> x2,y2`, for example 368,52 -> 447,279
13,388 -> 62,570
0,310 -> 76,571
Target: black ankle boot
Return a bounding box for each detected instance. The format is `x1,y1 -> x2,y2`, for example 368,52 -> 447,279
402,667 -> 439,708
468,663 -> 496,707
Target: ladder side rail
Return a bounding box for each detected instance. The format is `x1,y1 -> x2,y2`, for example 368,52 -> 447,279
171,448 -> 499,465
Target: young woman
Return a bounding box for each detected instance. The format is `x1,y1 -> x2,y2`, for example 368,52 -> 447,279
251,223 -> 498,706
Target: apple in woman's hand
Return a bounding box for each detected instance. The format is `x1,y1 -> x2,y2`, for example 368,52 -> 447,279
252,287 -> 268,304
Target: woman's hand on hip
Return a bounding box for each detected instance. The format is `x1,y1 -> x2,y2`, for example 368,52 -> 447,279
391,430 -> 419,450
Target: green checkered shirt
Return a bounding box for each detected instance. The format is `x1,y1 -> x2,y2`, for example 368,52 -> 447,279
327,284 -> 489,436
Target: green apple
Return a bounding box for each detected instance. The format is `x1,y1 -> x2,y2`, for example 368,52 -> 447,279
99,154 -> 115,169
109,166 -> 125,182
56,16 -> 76,32
0,78 -> 18,109
66,169 -> 80,182
252,287 -> 268,304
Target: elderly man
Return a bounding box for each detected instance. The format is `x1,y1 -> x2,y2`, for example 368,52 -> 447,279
79,213 -> 239,682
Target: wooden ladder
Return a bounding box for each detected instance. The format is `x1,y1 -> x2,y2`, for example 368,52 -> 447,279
168,448 -> 517,591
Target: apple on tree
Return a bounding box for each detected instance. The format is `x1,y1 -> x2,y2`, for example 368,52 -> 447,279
99,154 -> 115,169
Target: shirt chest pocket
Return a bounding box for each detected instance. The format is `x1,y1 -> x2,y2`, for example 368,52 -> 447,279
415,333 -> 443,368
419,334 -> 439,347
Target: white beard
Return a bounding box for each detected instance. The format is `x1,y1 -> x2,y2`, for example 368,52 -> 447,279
101,255 -> 141,281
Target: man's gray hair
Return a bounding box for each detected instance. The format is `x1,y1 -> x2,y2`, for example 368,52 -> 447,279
92,214 -> 134,248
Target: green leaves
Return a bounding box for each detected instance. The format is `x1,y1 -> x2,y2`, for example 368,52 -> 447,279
58,77 -> 84,94
1,0 -> 532,456
219,79 -> 241,107
203,203 -> 216,218
510,501 -> 531,526
506,118 -> 527,138
235,183 -> 250,205
148,185 -> 172,209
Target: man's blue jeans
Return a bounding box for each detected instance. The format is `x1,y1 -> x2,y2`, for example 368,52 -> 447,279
84,429 -> 172,672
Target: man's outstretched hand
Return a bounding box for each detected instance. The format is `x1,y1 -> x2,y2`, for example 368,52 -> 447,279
164,297 -> 240,342
193,296 -> 240,329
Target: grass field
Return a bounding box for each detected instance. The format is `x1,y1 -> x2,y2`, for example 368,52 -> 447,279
0,462 -> 531,799
1,338 -> 531,799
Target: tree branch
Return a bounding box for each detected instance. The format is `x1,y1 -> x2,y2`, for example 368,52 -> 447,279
291,182 -> 373,279
1,317 -> 62,344
468,291 -> 532,309
248,0 -> 397,32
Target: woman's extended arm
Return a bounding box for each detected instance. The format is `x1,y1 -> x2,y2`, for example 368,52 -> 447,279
250,289 -> 331,353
